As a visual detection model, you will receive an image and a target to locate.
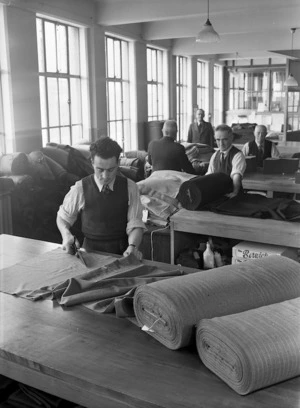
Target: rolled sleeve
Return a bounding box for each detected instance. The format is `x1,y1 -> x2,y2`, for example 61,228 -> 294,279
205,152 -> 217,175
126,179 -> 147,235
231,151 -> 246,178
57,180 -> 84,226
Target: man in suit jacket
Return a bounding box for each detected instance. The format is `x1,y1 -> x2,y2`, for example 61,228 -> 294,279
187,109 -> 214,148
147,120 -> 195,174
242,125 -> 280,167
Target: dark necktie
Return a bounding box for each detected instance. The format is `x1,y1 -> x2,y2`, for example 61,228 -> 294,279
102,184 -> 111,195
220,152 -> 225,168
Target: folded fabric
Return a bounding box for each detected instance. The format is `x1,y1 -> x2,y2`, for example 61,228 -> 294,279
176,172 -> 233,210
137,170 -> 195,220
207,193 -> 300,221
196,297 -> 300,395
133,255 -> 300,350
0,248 -> 184,317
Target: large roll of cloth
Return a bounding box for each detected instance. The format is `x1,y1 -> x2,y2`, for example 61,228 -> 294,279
176,172 -> 233,210
133,256 -> 300,350
196,297 -> 300,395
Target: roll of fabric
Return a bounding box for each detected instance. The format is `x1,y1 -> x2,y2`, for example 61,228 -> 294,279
196,297 -> 300,395
176,173 -> 233,210
0,153 -> 30,175
133,256 -> 300,350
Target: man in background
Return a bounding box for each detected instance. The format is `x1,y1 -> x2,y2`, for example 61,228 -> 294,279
242,124 -> 280,167
187,109 -> 214,148
206,124 -> 246,198
57,137 -> 145,258
147,120 -> 195,174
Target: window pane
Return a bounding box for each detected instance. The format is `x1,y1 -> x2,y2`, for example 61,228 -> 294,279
106,37 -> 115,78
57,24 -> 67,73
114,40 -> 121,78
123,120 -> 130,152
39,76 -> 47,127
72,125 -> 82,144
70,78 -> 82,124
47,78 -> 59,127
121,41 -> 129,80
108,82 -> 116,121
152,50 -> 157,81
116,120 -> 123,149
36,19 -> 45,72
115,82 -> 122,119
61,126 -> 70,145
58,78 -> 70,126
147,48 -> 152,81
69,26 -> 80,75
45,21 -> 57,72
123,81 -> 129,119
148,84 -> 153,118
49,127 -> 60,143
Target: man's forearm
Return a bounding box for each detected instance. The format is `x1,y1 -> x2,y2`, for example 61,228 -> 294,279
232,173 -> 242,195
56,214 -> 73,241
127,227 -> 144,249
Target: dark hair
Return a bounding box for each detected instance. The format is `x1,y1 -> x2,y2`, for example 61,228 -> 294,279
215,124 -> 232,136
90,137 -> 122,161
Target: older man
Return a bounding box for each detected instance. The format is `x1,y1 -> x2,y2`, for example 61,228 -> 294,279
206,124 -> 246,198
187,109 -> 214,148
242,125 -> 280,167
147,120 -> 195,174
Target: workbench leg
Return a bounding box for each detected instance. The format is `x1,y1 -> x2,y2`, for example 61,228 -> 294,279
170,221 -> 175,265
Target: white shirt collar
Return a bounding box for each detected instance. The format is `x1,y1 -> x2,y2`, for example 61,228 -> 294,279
93,175 -> 115,192
219,145 -> 233,157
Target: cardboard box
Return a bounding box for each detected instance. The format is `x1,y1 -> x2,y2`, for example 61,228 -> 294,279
232,241 -> 298,262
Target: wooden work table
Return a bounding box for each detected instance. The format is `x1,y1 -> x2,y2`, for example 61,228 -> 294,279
170,209 -> 300,264
242,171 -> 300,198
1,234 -> 300,408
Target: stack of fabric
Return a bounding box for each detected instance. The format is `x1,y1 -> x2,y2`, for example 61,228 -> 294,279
133,255 -> 300,393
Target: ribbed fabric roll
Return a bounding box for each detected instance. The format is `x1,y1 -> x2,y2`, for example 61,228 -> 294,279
133,256 -> 300,350
196,297 -> 300,395
176,173 -> 232,210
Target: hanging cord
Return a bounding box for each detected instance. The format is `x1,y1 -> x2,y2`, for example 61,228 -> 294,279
150,224 -> 170,261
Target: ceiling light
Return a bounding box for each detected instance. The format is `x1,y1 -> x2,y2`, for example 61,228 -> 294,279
196,0 -> 220,43
284,28 -> 298,87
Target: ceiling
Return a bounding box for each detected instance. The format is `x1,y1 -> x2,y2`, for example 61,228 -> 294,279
93,0 -> 300,62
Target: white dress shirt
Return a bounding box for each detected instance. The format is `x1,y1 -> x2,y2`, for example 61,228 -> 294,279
206,145 -> 246,178
58,174 -> 146,236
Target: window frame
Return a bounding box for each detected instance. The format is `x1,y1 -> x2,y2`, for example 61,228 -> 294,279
105,34 -> 131,152
36,16 -> 89,146
176,56 -> 188,142
146,46 -> 165,121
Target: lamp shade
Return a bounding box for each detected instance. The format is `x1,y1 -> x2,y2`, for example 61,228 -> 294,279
284,74 -> 298,87
196,19 -> 220,43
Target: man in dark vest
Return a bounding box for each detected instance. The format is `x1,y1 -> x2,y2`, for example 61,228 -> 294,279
242,125 -> 280,167
57,137 -> 146,258
187,109 -> 214,148
206,124 -> 246,198
147,120 -> 195,174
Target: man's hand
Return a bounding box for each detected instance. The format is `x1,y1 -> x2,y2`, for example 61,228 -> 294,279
123,245 -> 143,261
225,191 -> 238,199
62,235 -> 80,254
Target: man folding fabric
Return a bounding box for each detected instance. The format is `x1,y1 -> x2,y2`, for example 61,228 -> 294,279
57,137 -> 146,258
206,124 -> 246,198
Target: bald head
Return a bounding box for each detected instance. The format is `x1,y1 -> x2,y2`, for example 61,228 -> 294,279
162,120 -> 178,140
254,125 -> 267,147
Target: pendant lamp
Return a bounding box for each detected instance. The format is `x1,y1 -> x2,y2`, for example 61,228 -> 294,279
196,0 -> 220,43
284,28 -> 298,87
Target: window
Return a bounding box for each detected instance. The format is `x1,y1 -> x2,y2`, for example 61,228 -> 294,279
176,56 -> 188,141
287,91 -> 300,131
36,17 -> 89,146
228,68 -> 285,112
105,35 -> 131,152
197,60 -> 208,114
147,47 -> 165,121
214,64 -> 223,125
